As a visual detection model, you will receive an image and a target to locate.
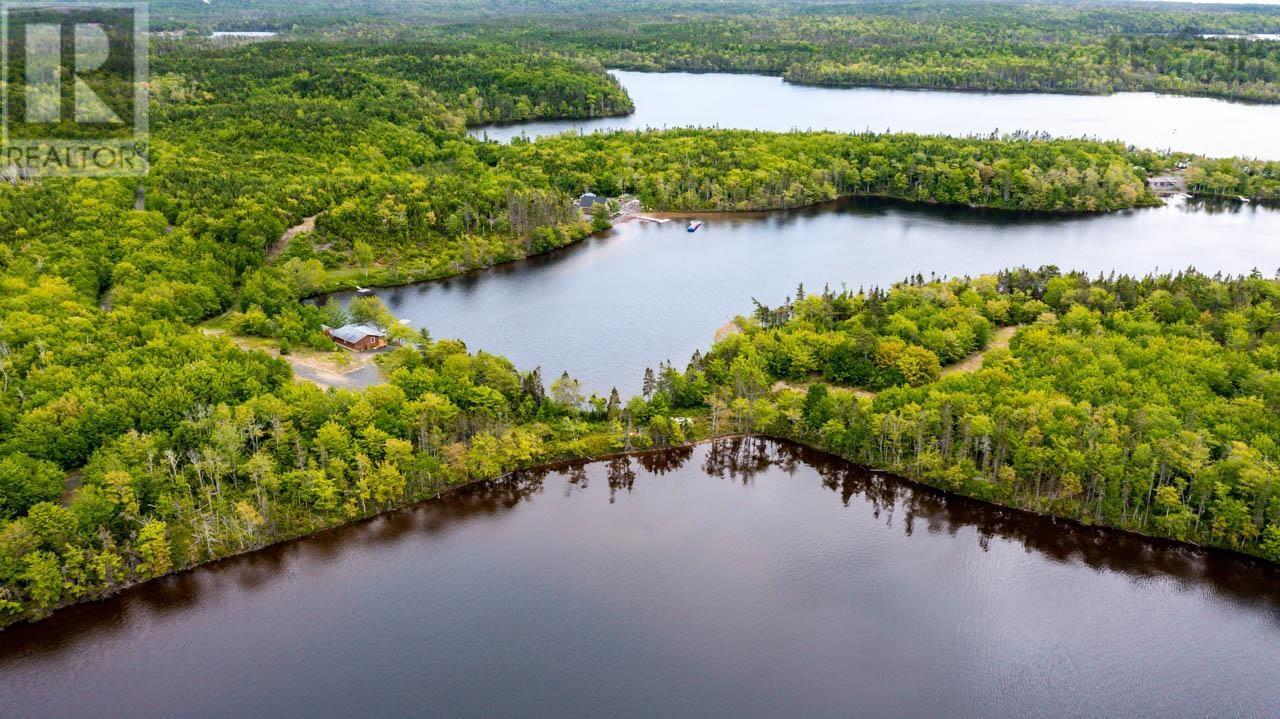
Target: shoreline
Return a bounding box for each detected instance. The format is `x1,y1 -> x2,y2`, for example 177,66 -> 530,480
7,431 -> 1276,633
299,192 -> 1171,298
0,432 -> 752,632
599,64 -> 1280,107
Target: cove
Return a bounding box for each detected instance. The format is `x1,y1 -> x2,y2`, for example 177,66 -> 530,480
472,70 -> 1280,159
2,438 -> 1278,718
332,196 -> 1280,396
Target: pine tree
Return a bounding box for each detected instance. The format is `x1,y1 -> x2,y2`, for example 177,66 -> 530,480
522,367 -> 545,404
687,349 -> 703,374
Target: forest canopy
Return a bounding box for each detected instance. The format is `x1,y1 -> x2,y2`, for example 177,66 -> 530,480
686,269 -> 1280,561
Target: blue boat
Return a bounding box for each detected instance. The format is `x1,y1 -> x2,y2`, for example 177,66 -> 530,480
687,220 -> 703,232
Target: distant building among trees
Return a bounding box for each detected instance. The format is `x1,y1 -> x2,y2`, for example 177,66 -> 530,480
574,192 -> 607,211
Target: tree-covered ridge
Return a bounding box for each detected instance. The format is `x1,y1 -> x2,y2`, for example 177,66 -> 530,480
781,35 -> 1280,103
144,39 -> 630,274
431,4 -> 1280,103
271,127 -> 1163,301
148,0 -> 1280,38
500,129 -> 1160,212
686,269 -> 1280,560
155,40 -> 633,126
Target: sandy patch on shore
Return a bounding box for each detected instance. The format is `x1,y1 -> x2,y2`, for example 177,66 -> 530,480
202,328 -> 384,389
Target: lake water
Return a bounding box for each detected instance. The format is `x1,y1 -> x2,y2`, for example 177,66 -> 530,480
3,438 -> 1278,718
472,70 -> 1280,158
1200,33 -> 1280,40
337,196 -> 1280,396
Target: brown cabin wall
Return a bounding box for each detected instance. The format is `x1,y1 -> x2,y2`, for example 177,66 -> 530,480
323,329 -> 386,351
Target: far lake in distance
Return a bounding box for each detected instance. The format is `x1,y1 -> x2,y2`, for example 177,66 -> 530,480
473,70 -> 1280,159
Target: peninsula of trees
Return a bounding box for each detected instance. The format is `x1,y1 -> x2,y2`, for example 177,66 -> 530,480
694,269 -> 1280,557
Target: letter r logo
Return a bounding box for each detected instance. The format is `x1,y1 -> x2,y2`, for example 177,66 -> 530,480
2,3 -> 148,177
24,21 -> 122,123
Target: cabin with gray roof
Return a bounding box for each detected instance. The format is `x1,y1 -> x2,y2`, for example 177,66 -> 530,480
323,324 -> 387,351
575,192 -> 607,210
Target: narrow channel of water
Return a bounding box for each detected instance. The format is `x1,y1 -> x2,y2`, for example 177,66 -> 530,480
3,438 -> 1277,718
335,196 -> 1280,395
473,70 -> 1280,159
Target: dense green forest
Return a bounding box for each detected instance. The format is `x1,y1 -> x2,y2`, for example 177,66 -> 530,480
658,269 -> 1280,560
1182,157 -> 1280,200
502,130 -> 1158,212
4,6 -> 1280,625
486,13 -> 1280,103
0,323 -> 637,622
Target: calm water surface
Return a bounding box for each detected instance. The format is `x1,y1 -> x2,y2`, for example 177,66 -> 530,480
473,70 -> 1280,158
337,197 -> 1280,395
3,438 -> 1278,718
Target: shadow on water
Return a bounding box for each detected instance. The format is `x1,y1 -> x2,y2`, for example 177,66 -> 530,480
698,438 -> 1280,613
313,196 -> 1116,307
5,436 -> 1279,665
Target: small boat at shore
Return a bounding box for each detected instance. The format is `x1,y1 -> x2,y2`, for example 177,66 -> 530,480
687,220 -> 703,232
355,286 -> 374,295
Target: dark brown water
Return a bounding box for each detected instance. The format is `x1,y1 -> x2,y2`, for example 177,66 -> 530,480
3,438 -> 1278,718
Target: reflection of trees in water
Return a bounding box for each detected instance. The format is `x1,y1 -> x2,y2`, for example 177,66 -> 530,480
512,436 -> 1280,613
560,463 -> 591,498
9,436 -> 1280,657
0,473 -> 560,657
634,445 -> 694,474
657,435 -> 1280,613
604,456 -> 637,503
703,435 -> 786,482
715,196 -> 1075,234
756,437 -> 1280,613
1180,197 -> 1265,216
556,448 -> 691,502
